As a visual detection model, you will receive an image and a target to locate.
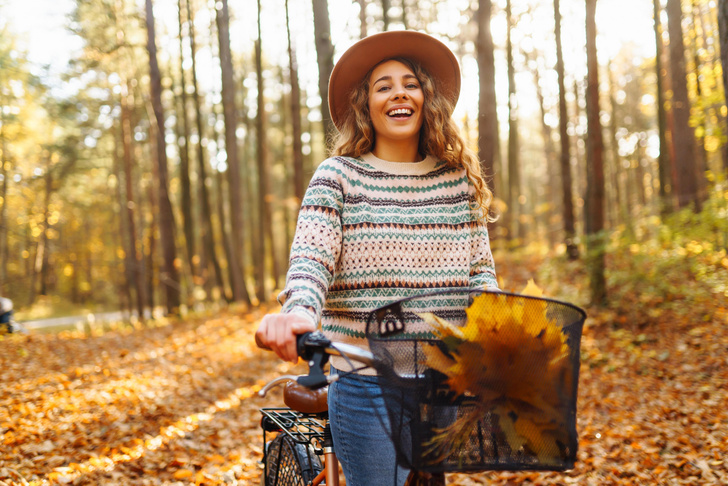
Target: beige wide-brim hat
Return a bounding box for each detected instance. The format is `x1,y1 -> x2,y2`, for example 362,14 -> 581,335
328,30 -> 461,131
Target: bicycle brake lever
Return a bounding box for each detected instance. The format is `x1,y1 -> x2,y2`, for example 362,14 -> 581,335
297,348 -> 330,389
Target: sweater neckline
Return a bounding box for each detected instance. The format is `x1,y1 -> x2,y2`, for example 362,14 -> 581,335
360,152 -> 437,176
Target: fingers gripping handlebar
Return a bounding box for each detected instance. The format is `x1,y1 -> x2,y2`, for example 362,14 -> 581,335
257,331 -> 376,397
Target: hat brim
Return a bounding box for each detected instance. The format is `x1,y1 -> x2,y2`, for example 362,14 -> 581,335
328,31 -> 461,132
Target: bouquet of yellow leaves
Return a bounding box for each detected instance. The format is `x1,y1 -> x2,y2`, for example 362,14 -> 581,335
418,281 -> 575,466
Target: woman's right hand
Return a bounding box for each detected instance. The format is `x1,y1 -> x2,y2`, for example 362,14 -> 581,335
255,313 -> 317,363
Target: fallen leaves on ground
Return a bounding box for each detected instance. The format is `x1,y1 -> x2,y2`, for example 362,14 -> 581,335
1,265 -> 727,485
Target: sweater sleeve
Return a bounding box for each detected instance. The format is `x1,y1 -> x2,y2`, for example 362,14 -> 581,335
277,159 -> 344,325
468,188 -> 499,290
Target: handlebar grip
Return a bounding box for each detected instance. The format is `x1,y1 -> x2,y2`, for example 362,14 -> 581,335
296,332 -> 313,357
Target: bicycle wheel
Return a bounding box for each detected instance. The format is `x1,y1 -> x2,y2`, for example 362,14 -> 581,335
264,434 -> 323,486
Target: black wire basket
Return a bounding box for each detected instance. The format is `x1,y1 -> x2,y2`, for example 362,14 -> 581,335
365,288 -> 586,473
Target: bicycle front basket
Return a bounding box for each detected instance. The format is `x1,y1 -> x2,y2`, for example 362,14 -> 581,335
365,288 -> 586,473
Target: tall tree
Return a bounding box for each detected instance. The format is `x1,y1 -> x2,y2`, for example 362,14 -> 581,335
286,0 -> 306,204
530,55 -> 559,247
186,0 -> 226,297
177,0 -> 198,286
477,0 -> 500,199
653,0 -> 674,215
718,0 -> 728,174
358,0 -> 368,39
312,0 -> 336,149
216,0 -> 251,304
505,0 -> 522,243
120,79 -> 147,321
585,0 -> 607,305
255,0 -> 281,301
382,0 -> 391,30
666,0 -> 701,211
554,0 -> 578,259
145,0 -> 181,314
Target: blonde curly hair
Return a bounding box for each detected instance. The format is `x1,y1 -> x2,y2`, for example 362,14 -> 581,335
330,57 -> 495,222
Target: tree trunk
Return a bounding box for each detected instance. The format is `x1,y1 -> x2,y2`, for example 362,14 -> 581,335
255,0 -> 281,302
177,0 -> 198,285
718,0 -> 728,174
146,0 -> 181,315
145,157 -> 158,315
186,0 -> 227,299
585,0 -> 607,306
505,0 -> 522,244
530,56 -> 559,247
605,61 -> 625,229
312,0 -> 336,149
688,0 -> 708,203
554,0 -> 578,259
0,92 -> 7,290
666,0 -> 701,211
286,0 -> 306,205
654,0 -> 674,215
382,0 -> 391,30
358,0 -> 367,39
216,0 -> 251,305
477,0 -> 501,199
37,166 -> 53,298
121,81 -> 147,321
112,129 -> 134,321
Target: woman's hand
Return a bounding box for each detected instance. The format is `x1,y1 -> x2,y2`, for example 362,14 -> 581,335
255,313 -> 316,363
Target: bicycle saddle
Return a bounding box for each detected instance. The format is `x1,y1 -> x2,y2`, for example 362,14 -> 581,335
283,380 -> 328,414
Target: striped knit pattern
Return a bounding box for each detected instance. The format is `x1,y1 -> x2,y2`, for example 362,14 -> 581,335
278,152 -> 498,371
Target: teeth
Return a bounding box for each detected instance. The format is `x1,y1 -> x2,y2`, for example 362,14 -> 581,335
388,108 -> 412,116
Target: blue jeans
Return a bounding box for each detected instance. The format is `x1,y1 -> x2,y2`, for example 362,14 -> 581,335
328,368 -> 410,486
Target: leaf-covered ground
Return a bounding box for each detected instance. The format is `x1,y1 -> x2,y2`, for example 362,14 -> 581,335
2,259 -> 727,485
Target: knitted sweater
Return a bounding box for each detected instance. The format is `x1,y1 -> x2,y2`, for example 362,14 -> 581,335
278,152 -> 498,370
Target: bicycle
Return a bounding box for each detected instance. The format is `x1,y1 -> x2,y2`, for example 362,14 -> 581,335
258,288 -> 587,486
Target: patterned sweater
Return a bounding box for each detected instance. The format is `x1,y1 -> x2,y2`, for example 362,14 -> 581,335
278,152 -> 498,370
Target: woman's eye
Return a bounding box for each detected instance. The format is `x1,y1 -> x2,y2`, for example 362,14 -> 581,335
377,85 -> 390,92
407,83 -> 419,89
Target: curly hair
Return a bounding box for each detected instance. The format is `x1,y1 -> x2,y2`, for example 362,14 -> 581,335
330,57 -> 495,222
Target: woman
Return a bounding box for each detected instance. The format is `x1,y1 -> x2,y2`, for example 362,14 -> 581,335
256,30 -> 498,485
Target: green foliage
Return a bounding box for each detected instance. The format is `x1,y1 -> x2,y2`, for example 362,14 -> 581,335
604,188 -> 728,319
533,187 -> 728,321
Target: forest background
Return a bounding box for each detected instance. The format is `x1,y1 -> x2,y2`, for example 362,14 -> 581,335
1,0 -> 728,485
0,0 -> 726,316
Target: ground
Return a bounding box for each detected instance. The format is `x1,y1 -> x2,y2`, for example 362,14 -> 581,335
1,257 -> 727,485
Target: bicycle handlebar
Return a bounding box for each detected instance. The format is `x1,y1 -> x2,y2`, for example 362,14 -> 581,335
257,331 -> 375,397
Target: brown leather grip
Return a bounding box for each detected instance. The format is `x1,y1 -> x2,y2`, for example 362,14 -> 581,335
283,380 -> 328,414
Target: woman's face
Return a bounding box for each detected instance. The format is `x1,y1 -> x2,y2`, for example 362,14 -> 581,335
367,60 -> 425,148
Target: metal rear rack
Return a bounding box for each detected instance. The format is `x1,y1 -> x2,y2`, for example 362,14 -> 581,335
260,408 -> 327,446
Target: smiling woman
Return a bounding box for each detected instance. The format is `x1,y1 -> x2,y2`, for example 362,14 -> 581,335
255,30 -> 499,486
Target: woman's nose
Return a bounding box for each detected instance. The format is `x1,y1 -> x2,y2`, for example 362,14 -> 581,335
391,87 -> 408,100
